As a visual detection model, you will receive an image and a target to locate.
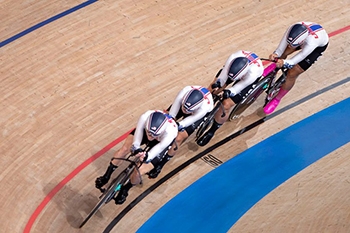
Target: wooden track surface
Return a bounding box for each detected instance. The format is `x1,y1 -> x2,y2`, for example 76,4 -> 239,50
1,0 -> 349,232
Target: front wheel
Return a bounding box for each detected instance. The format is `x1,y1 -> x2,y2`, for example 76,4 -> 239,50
264,75 -> 286,106
79,171 -> 128,228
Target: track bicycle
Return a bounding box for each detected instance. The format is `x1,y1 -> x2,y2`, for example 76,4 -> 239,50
79,151 -> 146,228
195,60 -> 288,140
228,59 -> 288,120
195,94 -> 225,141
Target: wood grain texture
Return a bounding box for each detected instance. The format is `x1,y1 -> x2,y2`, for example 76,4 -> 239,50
0,0 -> 349,232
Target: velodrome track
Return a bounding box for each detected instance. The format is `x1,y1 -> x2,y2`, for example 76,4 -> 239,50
1,0 -> 349,232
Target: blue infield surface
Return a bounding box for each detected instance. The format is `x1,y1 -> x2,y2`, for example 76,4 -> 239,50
137,97 -> 350,233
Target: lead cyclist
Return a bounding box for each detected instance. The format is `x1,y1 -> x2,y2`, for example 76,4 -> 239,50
264,21 -> 329,114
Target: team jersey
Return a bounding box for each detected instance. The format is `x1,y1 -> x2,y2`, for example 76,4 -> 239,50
217,50 -> 264,96
133,110 -> 178,162
169,85 -> 214,129
274,21 -> 329,66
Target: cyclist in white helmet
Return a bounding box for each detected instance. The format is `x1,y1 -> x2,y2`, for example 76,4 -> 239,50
147,85 -> 214,178
197,50 -> 264,146
95,110 -> 178,204
264,21 -> 329,114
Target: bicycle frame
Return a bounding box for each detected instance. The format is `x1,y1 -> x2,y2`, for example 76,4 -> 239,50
79,153 -> 144,228
195,95 -> 225,140
228,61 -> 287,120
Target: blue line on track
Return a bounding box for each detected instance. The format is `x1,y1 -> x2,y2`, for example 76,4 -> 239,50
0,0 -> 97,48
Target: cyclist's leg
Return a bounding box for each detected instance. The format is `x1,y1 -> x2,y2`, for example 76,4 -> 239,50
111,134 -> 134,166
114,159 -> 154,204
264,43 -> 328,114
197,97 -> 236,146
149,116 -> 205,177
263,65 -> 303,114
197,76 -> 255,146
147,138 -> 179,178
95,133 -> 134,189
132,162 -> 155,184
282,65 -> 304,90
168,132 -> 186,155
149,114 -> 206,177
114,179 -> 134,204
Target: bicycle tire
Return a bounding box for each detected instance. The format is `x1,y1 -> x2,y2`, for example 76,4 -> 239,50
229,77 -> 271,121
79,170 -> 129,228
195,103 -> 220,140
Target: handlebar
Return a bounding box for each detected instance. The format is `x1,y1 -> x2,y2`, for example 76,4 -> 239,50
261,57 -> 292,69
260,58 -> 289,80
260,58 -> 278,62
211,94 -> 226,118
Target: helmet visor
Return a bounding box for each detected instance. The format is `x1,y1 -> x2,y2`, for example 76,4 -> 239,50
146,130 -> 159,138
181,104 -> 194,114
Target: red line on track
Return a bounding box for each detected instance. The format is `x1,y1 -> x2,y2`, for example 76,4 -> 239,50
23,129 -> 134,233
328,25 -> 350,37
24,24 -> 350,232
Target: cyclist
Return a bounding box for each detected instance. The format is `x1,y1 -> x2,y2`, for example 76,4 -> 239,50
147,85 -> 214,178
197,50 -> 264,146
95,110 -> 178,204
264,21 -> 329,114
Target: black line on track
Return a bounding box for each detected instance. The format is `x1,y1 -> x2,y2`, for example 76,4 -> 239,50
103,77 -> 350,233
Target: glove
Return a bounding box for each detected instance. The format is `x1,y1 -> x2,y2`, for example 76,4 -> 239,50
142,152 -> 149,162
269,53 -> 279,62
222,89 -> 232,99
175,121 -> 185,132
131,146 -> 143,155
211,80 -> 221,89
178,124 -> 185,132
283,60 -> 294,69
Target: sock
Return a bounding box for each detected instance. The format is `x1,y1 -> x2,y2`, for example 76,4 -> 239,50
103,162 -> 118,180
122,181 -> 133,191
208,120 -> 222,134
275,88 -> 289,101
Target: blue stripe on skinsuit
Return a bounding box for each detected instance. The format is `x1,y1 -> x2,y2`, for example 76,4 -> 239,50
310,24 -> 322,32
247,53 -> 258,63
137,97 -> 350,233
199,87 -> 210,95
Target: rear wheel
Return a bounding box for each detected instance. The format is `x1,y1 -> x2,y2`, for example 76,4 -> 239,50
79,171 -> 128,228
229,78 -> 271,121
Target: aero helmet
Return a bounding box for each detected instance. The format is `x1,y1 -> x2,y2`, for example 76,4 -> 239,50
227,57 -> 249,83
181,89 -> 204,114
145,111 -> 168,137
287,23 -> 308,48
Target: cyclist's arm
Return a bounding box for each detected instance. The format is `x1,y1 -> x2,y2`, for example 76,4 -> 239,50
213,52 -> 239,90
273,27 -> 290,57
227,79 -> 250,97
132,111 -> 149,149
168,87 -> 189,119
178,107 -> 208,128
145,130 -> 177,162
284,43 -> 318,66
